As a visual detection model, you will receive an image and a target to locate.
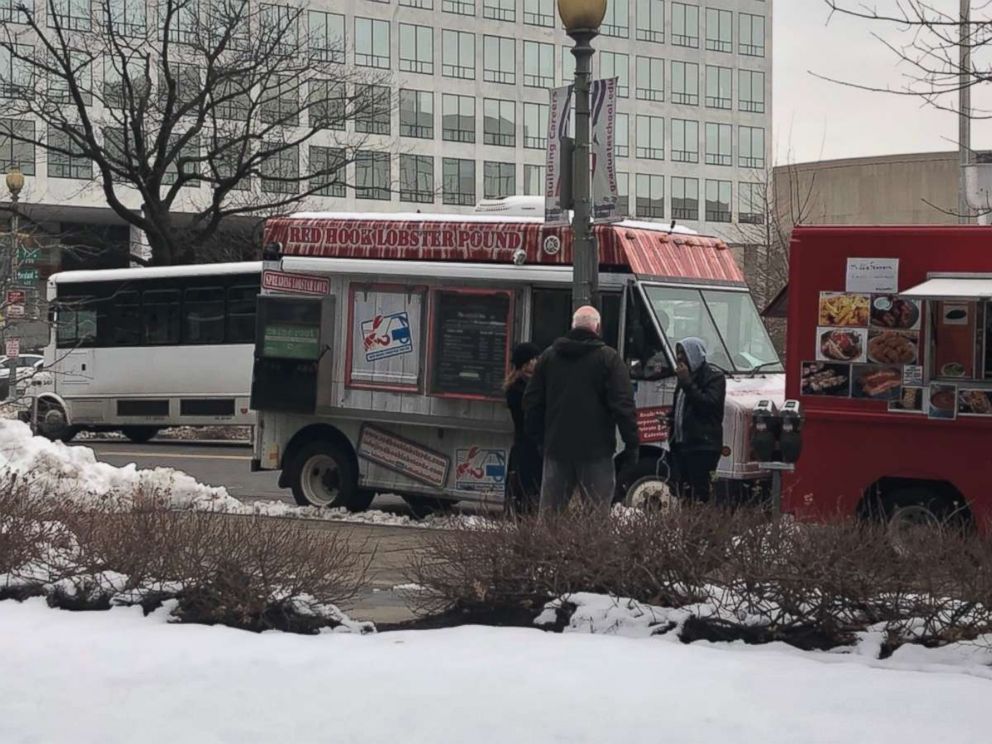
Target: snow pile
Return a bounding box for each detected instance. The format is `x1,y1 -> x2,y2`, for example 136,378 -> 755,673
0,419 -> 242,512
0,598 -> 989,744
536,593 -> 694,638
245,498 -> 488,530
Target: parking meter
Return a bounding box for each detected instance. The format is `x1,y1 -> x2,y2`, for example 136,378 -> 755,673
779,400 -> 803,464
750,400 -> 780,462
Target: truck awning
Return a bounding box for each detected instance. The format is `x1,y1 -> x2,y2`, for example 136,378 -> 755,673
901,277 -> 992,300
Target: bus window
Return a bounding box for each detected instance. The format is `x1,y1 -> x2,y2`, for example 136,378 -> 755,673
55,296 -> 99,348
184,287 -> 225,344
143,289 -> 181,345
112,291 -> 142,346
227,284 -> 257,343
530,288 -> 621,350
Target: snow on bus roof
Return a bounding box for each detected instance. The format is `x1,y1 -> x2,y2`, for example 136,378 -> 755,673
49,261 -> 263,284
287,211 -> 701,236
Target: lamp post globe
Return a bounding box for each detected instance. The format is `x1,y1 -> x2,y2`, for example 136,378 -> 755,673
5,167 -> 24,200
557,0 -> 607,32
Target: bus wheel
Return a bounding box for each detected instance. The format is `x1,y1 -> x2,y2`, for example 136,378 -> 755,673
36,401 -> 77,442
402,495 -> 456,520
121,426 -> 160,444
290,440 -> 359,510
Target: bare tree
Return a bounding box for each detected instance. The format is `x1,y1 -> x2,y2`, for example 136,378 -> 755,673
1,0 -> 389,265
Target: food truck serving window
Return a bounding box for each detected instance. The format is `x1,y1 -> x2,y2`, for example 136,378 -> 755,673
429,288 -> 513,400
642,285 -> 783,373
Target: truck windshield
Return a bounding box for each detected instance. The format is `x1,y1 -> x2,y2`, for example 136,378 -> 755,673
643,285 -> 783,374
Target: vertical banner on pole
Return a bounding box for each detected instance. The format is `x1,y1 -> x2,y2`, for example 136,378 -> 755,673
590,77 -> 622,223
545,85 -> 574,226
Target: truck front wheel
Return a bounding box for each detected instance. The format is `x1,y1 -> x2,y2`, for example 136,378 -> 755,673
289,440 -> 372,512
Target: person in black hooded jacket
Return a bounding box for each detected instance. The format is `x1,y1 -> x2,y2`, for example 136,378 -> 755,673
523,306 -> 639,512
667,336 -> 726,503
504,342 -> 542,516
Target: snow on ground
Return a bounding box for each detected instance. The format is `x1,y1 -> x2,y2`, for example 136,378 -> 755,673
0,419 -> 480,528
0,598 -> 989,744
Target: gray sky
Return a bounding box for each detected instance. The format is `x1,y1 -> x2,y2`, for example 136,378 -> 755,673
774,0 -> 992,164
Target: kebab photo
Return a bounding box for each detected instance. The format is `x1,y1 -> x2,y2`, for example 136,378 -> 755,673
801,362 -> 851,396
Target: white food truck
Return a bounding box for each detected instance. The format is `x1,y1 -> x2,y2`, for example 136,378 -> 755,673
251,207 -> 784,515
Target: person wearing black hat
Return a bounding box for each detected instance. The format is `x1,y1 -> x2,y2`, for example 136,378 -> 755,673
504,342 -> 542,515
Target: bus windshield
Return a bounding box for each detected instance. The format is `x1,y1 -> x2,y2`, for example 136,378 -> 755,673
642,285 -> 783,374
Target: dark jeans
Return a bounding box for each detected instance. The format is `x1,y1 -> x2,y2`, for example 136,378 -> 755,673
672,448 -> 722,503
539,456 -> 615,514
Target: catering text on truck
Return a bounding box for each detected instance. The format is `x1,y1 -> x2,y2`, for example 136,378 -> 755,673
251,210 -> 784,513
783,225 -> 992,531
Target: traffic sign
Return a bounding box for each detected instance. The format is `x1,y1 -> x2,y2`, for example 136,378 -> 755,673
7,305 -> 25,319
17,246 -> 40,263
15,268 -> 39,282
5,290 -> 25,305
5,338 -> 20,358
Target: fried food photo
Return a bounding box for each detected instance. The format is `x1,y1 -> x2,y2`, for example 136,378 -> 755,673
961,390 -> 992,415
820,329 -> 863,362
819,293 -> 870,327
868,331 -> 917,365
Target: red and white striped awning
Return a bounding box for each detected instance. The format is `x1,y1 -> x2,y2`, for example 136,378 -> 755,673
262,215 -> 744,285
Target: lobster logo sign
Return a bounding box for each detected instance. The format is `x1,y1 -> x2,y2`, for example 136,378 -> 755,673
454,446 -> 507,492
361,311 -> 413,362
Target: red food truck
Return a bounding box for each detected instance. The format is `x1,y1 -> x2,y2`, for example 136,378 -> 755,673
782,225 -> 992,531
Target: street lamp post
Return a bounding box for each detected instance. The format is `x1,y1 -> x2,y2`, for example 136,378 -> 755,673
558,0 -> 607,311
5,167 -> 24,402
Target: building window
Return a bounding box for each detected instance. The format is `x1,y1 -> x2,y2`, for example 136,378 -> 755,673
310,146 -> 346,198
636,0 -> 664,43
50,0 -> 91,30
308,80 -> 345,130
483,98 -> 515,147
671,119 -> 698,163
705,8 -> 733,53
705,122 -> 732,166
355,84 -> 391,136
443,0 -> 475,15
2,0 -> 24,21
600,51 -> 629,98
739,181 -> 765,224
524,164 -> 545,195
705,65 -> 732,109
107,0 -> 145,36
671,61 -> 698,106
483,35 -> 515,85
261,144 -> 299,195
705,180 -> 732,222
309,11 -> 345,64
161,134 -> 199,186
636,56 -> 664,102
523,102 -> 548,150
400,154 -> 434,204
561,46 -> 575,84
636,173 -> 664,219
615,112 -> 629,158
739,13 -> 765,57
484,161 -> 515,198
260,74 -> 300,126
50,49 -> 93,104
261,4 -> 300,53
443,157 -> 476,205
47,126 -> 90,179
635,115 -> 664,160
161,0 -> 197,44
671,2 -> 698,48
740,69 -> 766,113
0,44 -> 33,98
355,17 -> 390,69
399,24 -> 434,75
524,0 -> 553,27
483,0 -> 514,22
356,151 -> 391,201
739,126 -> 765,169
442,93 -> 475,143
524,41 -> 554,89
442,30 -> 475,79
400,0 -> 433,8
672,176 -> 698,220
400,89 -> 434,139
602,0 -> 628,37
617,171 -> 629,214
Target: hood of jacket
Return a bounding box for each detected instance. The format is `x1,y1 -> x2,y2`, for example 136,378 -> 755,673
552,327 -> 605,358
679,337 -> 708,372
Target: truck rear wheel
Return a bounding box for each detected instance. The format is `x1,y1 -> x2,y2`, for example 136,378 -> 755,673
121,426 -> 160,444
880,486 -> 967,547
289,440 -> 372,512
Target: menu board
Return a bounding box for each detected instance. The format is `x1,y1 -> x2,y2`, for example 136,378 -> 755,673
430,290 -> 511,398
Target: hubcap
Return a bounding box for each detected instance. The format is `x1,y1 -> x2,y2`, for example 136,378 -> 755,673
626,478 -> 679,512
301,454 -> 342,507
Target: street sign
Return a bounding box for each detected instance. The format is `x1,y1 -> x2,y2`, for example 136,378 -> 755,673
15,268 -> 39,282
17,246 -> 40,263
7,305 -> 25,319
5,290 -> 26,305
5,338 -> 20,358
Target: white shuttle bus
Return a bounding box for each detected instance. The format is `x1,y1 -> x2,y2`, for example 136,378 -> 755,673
26,262 -> 260,442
